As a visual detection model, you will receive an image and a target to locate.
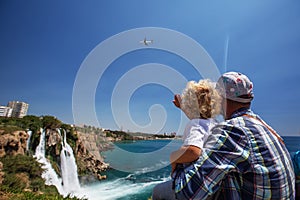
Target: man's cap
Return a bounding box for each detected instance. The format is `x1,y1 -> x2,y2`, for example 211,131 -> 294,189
217,72 -> 254,103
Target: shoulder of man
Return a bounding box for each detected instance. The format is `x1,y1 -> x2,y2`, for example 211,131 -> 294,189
213,116 -> 247,134
204,117 -> 249,149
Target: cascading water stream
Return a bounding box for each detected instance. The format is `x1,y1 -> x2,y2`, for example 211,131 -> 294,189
34,128 -> 64,194
59,129 -> 81,194
26,130 -> 32,151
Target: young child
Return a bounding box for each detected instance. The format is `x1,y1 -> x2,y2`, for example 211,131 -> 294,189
170,79 -> 221,174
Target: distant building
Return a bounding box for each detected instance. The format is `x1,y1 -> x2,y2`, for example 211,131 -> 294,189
7,101 -> 29,118
0,106 -> 13,117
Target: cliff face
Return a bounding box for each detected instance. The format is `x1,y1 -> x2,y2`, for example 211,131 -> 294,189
76,131 -> 110,181
77,132 -> 103,161
0,130 -> 28,157
0,130 -> 31,196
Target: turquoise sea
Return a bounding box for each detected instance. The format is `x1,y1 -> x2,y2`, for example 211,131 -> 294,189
80,137 -> 300,200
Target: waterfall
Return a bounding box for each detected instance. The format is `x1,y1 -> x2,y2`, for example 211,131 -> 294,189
33,128 -> 82,197
34,128 -> 47,160
34,128 -> 64,194
26,130 -> 32,151
59,129 -> 81,194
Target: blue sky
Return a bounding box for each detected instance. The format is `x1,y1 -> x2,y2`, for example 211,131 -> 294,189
1,0 -> 300,136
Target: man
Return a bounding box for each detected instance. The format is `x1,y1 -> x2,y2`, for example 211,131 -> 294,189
152,72 -> 295,200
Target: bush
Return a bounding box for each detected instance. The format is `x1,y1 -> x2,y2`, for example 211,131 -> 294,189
2,173 -> 27,192
0,125 -> 22,135
0,154 -> 86,199
1,191 -> 86,200
1,154 -> 42,177
0,154 -> 45,192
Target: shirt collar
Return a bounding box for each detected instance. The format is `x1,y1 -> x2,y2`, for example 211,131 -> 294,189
230,107 -> 252,119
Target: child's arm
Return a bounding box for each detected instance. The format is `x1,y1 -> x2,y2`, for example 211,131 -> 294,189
170,145 -> 202,174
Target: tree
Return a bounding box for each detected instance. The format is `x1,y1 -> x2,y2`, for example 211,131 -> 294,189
41,116 -> 62,130
21,115 -> 42,133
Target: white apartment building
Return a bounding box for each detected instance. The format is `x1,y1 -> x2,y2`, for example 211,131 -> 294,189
7,101 -> 29,118
0,106 -> 13,117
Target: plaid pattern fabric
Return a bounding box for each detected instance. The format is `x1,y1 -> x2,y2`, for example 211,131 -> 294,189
293,151 -> 300,177
174,108 -> 295,200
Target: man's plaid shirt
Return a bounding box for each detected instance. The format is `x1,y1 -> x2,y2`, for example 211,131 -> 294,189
176,108 -> 295,199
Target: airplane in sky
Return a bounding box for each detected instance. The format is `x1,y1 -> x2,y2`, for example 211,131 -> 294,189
140,37 -> 153,46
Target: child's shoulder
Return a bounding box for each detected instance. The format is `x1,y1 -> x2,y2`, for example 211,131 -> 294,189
186,118 -> 217,130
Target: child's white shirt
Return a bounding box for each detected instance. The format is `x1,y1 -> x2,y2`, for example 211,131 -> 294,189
182,118 -> 217,149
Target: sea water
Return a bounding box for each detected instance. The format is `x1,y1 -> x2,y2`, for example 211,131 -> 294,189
80,140 -> 178,200
80,137 -> 300,200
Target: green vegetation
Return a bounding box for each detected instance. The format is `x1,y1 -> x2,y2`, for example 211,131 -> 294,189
75,125 -> 105,135
0,154 -> 85,200
0,117 -> 24,135
1,154 -> 49,192
1,155 -> 51,197
0,115 -> 73,133
2,192 -> 82,200
41,116 -> 62,130
0,125 -> 22,135
153,134 -> 176,139
105,130 -> 134,140
0,115 -> 42,134
0,191 -> 82,200
127,131 -> 154,137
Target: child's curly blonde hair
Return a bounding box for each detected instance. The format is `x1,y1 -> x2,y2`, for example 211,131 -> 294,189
181,79 -> 221,119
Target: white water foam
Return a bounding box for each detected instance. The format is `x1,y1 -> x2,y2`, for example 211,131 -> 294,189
134,160 -> 170,175
80,175 -> 170,200
26,130 -> 32,151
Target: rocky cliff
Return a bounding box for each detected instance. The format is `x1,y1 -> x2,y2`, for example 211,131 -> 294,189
0,130 -> 28,157
76,131 -> 110,181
